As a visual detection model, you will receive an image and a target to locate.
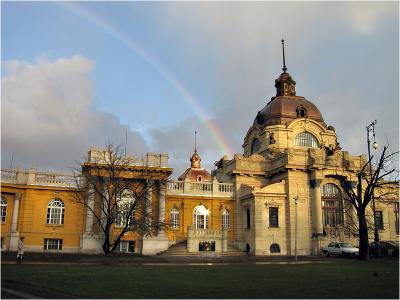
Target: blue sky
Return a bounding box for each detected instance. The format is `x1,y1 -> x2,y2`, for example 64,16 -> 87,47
2,1 -> 399,177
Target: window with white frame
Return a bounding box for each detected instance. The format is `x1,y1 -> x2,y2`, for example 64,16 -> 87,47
294,132 -> 319,148
116,190 -> 135,227
119,241 -> 135,253
170,207 -> 180,229
44,239 -> 63,250
46,198 -> 64,225
1,196 -> 7,223
221,209 -> 230,229
193,205 -> 209,229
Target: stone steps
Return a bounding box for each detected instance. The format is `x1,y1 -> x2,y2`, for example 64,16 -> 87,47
159,241 -> 247,256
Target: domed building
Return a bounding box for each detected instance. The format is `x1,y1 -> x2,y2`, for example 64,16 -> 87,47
212,49 -> 397,256
0,43 -> 398,256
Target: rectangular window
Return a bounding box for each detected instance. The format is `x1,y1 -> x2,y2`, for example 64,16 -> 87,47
395,202 -> 399,235
119,241 -> 135,253
44,239 -> 63,251
221,212 -> 230,229
246,208 -> 251,229
1,206 -> 6,223
170,211 -> 180,229
269,207 -> 279,227
375,211 -> 384,230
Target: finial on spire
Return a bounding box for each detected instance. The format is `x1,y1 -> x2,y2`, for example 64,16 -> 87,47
281,39 -> 287,73
194,130 -> 198,153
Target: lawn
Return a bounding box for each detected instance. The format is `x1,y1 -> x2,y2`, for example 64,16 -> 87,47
1,260 -> 399,299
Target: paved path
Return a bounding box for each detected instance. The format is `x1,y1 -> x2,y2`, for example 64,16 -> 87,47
1,287 -> 42,299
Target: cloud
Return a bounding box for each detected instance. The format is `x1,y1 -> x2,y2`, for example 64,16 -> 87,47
155,2 -> 398,161
1,55 -> 148,171
149,117 -> 223,179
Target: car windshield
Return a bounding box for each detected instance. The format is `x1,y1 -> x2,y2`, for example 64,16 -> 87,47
339,243 -> 353,248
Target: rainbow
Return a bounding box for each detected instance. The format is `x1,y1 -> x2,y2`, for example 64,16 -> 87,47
58,2 -> 235,158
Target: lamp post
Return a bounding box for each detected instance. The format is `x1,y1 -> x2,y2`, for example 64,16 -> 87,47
294,195 -> 299,262
367,120 -> 379,256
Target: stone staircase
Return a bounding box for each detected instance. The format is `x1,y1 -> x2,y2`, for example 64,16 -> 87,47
159,241 -> 247,257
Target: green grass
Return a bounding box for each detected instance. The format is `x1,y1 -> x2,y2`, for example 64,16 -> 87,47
2,260 -> 399,298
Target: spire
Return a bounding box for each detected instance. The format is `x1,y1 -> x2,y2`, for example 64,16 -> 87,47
190,131 -> 201,168
275,39 -> 296,96
194,130 -> 197,153
281,39 -> 287,73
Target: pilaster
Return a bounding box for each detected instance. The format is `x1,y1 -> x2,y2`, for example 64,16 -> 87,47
8,193 -> 22,251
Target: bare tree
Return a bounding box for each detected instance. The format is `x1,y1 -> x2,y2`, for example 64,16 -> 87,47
72,144 -> 168,255
339,146 -> 398,260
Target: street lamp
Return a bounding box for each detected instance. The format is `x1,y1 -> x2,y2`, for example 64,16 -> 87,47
294,195 -> 299,262
367,120 -> 379,256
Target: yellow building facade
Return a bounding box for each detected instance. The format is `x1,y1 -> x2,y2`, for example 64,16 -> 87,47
1,65 -> 399,256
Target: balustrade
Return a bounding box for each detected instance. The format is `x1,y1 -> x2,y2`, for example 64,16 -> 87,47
0,169 -> 18,182
166,180 -> 234,197
35,173 -> 76,187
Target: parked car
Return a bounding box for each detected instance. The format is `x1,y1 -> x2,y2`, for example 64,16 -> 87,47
369,241 -> 399,257
322,242 -> 359,257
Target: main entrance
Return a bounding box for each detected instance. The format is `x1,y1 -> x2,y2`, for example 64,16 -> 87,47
199,241 -> 215,251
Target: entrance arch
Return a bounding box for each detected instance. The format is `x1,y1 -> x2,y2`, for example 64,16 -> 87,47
193,205 -> 209,229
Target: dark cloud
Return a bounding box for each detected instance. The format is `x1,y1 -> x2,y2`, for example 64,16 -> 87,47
1,56 -> 148,172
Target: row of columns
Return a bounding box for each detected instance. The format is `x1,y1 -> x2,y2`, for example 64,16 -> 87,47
84,180 -> 166,236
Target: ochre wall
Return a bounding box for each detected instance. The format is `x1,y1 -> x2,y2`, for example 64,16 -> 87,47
1,185 -> 85,252
165,195 -> 235,244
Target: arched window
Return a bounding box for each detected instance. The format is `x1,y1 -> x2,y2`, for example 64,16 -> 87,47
1,196 -> 7,223
294,132 -> 319,148
170,207 -> 180,230
116,190 -> 135,227
251,138 -> 261,154
270,243 -> 280,253
221,209 -> 230,229
321,184 -> 343,227
193,205 -> 209,229
46,198 -> 64,225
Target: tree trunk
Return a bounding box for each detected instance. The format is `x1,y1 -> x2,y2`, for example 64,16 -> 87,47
102,234 -> 111,255
358,209 -> 370,260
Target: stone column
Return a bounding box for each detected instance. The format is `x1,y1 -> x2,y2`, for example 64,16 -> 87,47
146,180 -> 153,222
310,179 -> 323,236
85,185 -> 95,233
141,179 -> 169,255
9,193 -> 22,251
81,184 -> 102,254
158,181 -> 166,236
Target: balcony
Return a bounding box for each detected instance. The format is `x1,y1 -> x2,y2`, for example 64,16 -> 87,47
167,180 -> 234,197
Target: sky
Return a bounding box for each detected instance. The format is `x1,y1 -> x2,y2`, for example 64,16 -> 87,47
1,1 -> 399,178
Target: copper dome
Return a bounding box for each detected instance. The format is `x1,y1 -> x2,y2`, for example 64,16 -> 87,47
253,71 -> 325,127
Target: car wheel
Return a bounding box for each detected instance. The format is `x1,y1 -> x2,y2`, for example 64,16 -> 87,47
341,252 -> 347,257
326,252 -> 330,257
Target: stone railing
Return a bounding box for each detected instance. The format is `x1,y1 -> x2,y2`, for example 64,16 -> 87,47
167,180 -> 234,197
87,148 -> 170,168
0,169 -> 18,182
187,227 -> 228,253
35,172 -> 77,187
1,168 -> 77,188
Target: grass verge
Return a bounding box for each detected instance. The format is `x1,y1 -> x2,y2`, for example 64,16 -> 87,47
2,260 -> 399,299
